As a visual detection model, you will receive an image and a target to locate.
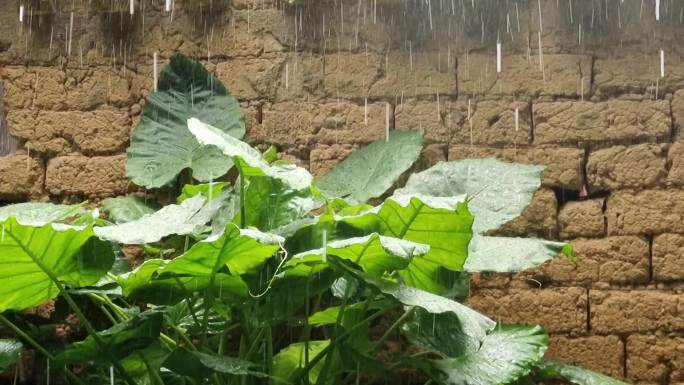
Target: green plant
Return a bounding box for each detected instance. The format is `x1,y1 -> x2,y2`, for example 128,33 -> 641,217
0,54 -> 629,385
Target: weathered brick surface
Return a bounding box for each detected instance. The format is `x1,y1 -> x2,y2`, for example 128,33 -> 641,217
448,145 -> 583,190
368,52 -> 456,98
309,143 -> 356,177
452,100 -> 531,146
522,236 -> 649,285
215,58 -> 285,101
668,142 -> 684,186
590,290 -> 684,334
45,154 -> 130,198
653,234 -> 684,282
492,188 -> 558,239
546,335 -> 624,378
395,100 -> 466,144
247,100 -> 387,156
587,144 -> 667,191
0,154 -> 44,200
2,66 -> 131,110
594,56 -> 684,99
458,54 -> 591,98
627,334 -> 684,383
606,190 -> 684,235
6,109 -> 131,155
466,287 -> 587,334
534,100 -> 671,146
558,199 -> 605,239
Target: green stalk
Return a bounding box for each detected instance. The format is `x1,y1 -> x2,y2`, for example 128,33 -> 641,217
265,326 -> 274,377
293,307 -> 391,385
303,278 -> 311,385
239,173 -> 246,228
61,291 -> 139,385
316,250 -> 371,385
244,327 -> 266,359
0,314 -> 88,385
4,228 -> 138,385
370,306 -> 416,353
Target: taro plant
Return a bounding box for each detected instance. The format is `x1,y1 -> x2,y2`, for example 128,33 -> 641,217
0,54 -> 629,385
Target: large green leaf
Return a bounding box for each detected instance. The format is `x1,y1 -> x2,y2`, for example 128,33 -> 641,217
94,195 -> 210,244
464,236 -> 571,273
120,342 -> 171,385
161,224 -> 282,277
55,310 -> 163,365
272,340 -> 330,385
164,348 -> 267,379
316,131 -> 424,203
117,259 -> 248,305
0,202 -> 87,226
0,339 -> 22,373
286,234 -> 429,277
535,360 -> 630,385
429,325 -> 548,385
241,176 -> 319,231
126,53 -> 245,188
397,159 -> 543,233
378,195 -> 473,293
102,196 -> 158,224
188,118 -> 312,191
397,159 -> 571,273
360,276 -> 494,343
178,182 -> 229,203
0,218 -> 114,311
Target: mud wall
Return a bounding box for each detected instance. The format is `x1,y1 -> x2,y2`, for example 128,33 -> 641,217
2,0 -> 684,382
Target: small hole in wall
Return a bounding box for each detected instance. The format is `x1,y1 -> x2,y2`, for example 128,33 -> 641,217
0,81 -> 19,156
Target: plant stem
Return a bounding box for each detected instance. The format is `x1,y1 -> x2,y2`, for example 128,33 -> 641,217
239,173 -> 246,228
303,278 -> 311,385
0,314 -> 88,385
371,306 -> 416,353
293,307 -> 390,385
61,291 -> 139,385
4,227 -> 138,385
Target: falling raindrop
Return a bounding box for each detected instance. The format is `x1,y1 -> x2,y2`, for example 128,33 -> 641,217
514,108 -> 519,131
19,5 -> 24,23
153,52 -> 159,91
385,102 -> 390,142
1,224 -> 4,243
364,97 -> 368,125
68,12 -> 74,56
655,0 -> 660,20
660,49 -> 665,78
110,366 -> 114,385
322,230 -> 327,263
129,0 -> 135,16
496,40 -> 502,73
165,0 -> 172,12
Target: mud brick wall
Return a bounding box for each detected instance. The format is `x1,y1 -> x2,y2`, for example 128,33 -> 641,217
3,0 -> 684,382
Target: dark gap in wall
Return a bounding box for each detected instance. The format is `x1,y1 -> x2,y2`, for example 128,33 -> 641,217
589,54 -> 596,99
581,145 -> 591,194
602,195 -> 609,236
529,102 -> 535,144
585,287 -> 591,333
256,103 -> 263,125
647,234 -> 655,283
552,187 -> 609,208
